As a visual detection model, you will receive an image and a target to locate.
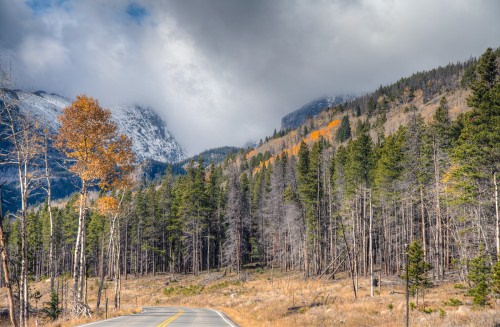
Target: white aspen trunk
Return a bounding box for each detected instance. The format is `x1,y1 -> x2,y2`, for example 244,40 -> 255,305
78,220 -> 87,302
362,189 -> 367,277
328,181 -> 333,263
114,217 -> 121,310
0,187 -> 17,327
96,233 -> 106,310
207,234 -> 210,273
353,196 -> 358,292
73,181 -> 87,302
433,140 -> 443,279
494,172 -> 499,260
420,186 -> 426,261
20,162 -> 28,327
6,105 -> 29,327
369,190 -> 374,298
44,133 -> 55,291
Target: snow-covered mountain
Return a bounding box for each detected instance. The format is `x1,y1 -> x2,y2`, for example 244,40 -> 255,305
281,95 -> 355,130
8,89 -> 186,163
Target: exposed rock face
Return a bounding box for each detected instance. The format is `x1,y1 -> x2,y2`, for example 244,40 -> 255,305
5,89 -> 186,163
281,96 -> 353,130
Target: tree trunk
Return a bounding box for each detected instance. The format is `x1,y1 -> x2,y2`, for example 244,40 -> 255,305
340,217 -> 357,300
494,172 -> 499,260
73,181 -> 87,302
96,233 -> 106,310
369,190 -> 374,297
433,140 -> 444,279
19,162 -> 28,327
78,221 -> 87,303
44,130 -> 55,292
420,186 -> 426,261
0,187 -> 17,327
114,218 -> 121,310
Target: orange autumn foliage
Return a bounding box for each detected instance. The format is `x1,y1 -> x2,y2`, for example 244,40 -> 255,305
55,95 -> 134,190
96,196 -> 119,216
252,119 -> 340,174
245,149 -> 257,159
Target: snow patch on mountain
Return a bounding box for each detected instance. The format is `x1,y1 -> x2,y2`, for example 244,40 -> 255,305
10,90 -> 186,163
109,104 -> 185,163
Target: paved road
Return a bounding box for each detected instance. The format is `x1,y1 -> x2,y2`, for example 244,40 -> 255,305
79,306 -> 239,327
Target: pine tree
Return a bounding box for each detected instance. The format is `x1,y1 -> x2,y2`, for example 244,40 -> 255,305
336,115 -> 352,143
467,246 -> 491,306
373,126 -> 406,194
367,98 -> 376,117
180,159 -> 208,275
431,97 -> 452,148
403,240 -> 432,305
467,47 -> 497,109
492,260 -> 500,297
345,130 -> 374,193
404,112 -> 432,260
451,47 -> 500,257
42,291 -> 62,321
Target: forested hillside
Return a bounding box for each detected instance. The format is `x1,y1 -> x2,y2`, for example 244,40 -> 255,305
0,48 -> 499,323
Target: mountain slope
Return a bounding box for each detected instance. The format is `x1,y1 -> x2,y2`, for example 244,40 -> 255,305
9,89 -> 186,163
281,95 -> 354,130
247,57 -> 479,171
136,146 -> 241,181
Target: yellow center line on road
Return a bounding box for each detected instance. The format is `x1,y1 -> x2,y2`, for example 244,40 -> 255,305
156,309 -> 184,327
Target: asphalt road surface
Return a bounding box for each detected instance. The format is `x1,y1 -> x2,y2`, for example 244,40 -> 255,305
78,306 -> 239,327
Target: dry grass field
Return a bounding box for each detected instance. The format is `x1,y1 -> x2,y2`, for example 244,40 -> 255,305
1,268 -> 499,326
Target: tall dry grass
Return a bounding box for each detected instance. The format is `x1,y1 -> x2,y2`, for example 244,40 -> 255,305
0,268 -> 498,326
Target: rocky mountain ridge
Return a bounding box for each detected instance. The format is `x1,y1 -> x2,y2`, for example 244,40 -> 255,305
5,89 -> 186,163
281,95 -> 354,131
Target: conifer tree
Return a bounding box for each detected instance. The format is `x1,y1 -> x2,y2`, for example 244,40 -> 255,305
404,112 -> 432,260
42,291 -> 62,321
180,159 -> 208,275
491,259 -> 500,297
451,47 -> 500,258
467,245 -> 491,306
467,47 -> 497,109
345,129 -> 374,193
373,126 -> 406,196
403,240 -> 432,305
336,115 -> 351,143
431,97 -> 452,148
297,141 -> 315,275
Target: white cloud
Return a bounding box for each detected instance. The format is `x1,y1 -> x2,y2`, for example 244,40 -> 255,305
20,36 -> 69,74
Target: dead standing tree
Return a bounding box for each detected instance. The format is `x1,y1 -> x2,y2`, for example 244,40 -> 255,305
0,88 -> 18,327
1,89 -> 44,327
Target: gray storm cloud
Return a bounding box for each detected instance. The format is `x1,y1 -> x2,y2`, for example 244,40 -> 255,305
1,0 -> 499,155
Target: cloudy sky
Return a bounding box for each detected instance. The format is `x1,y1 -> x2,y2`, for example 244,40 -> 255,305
0,0 -> 499,155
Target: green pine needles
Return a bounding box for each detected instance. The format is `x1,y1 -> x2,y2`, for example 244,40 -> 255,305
402,241 -> 432,305
42,291 -> 62,321
467,245 -> 492,306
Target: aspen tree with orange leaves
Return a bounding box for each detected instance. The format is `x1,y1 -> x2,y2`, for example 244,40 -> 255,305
55,95 -> 133,316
